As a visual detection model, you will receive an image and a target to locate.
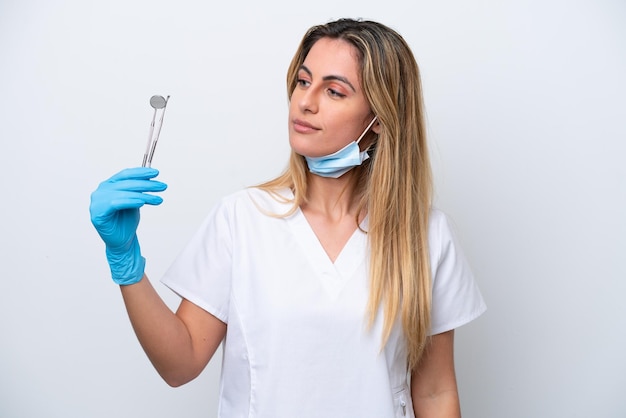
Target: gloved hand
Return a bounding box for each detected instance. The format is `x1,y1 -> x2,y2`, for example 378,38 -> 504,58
89,167 -> 167,285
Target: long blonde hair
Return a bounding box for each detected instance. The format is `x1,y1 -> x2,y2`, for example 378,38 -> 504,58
258,18 -> 432,371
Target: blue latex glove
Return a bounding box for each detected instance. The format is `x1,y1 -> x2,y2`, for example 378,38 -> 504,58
90,167 -> 167,285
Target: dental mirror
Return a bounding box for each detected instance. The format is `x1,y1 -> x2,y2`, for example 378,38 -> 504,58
142,95 -> 170,167
150,95 -> 168,109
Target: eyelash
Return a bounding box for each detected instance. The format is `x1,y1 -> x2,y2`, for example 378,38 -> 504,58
328,88 -> 345,98
296,79 -> 346,98
296,78 -> 310,88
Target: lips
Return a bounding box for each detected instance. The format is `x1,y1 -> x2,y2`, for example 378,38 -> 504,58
292,118 -> 320,134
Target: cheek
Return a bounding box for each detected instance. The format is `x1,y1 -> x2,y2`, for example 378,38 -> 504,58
326,115 -> 362,143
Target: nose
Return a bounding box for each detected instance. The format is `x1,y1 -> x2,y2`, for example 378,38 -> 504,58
296,86 -> 318,114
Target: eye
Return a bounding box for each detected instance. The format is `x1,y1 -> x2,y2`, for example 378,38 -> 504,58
327,88 -> 346,98
296,78 -> 310,88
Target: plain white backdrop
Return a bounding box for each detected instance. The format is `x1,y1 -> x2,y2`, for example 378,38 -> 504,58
1,0 -> 624,417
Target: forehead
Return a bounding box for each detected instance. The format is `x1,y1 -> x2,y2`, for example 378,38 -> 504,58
302,38 -> 362,80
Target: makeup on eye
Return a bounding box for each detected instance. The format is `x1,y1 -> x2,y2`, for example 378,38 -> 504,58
296,78 -> 310,88
327,87 -> 346,98
297,65 -> 356,95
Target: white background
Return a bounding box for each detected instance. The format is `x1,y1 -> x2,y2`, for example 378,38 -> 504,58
1,0 -> 625,417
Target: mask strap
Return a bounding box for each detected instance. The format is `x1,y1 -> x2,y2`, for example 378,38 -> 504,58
355,116 -> 378,145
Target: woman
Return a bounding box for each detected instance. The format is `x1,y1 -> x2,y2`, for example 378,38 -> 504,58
90,18 -> 486,417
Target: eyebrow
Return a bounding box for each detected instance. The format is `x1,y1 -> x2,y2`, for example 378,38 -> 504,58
299,65 -> 357,93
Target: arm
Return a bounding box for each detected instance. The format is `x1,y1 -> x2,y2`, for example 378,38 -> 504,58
120,275 -> 226,387
89,168 -> 225,387
411,330 -> 461,418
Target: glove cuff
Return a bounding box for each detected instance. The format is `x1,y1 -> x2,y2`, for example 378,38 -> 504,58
105,235 -> 146,285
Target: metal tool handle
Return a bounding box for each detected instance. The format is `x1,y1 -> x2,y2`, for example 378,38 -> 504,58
141,95 -> 170,167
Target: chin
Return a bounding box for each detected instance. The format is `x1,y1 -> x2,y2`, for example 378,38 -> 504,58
289,136 -> 315,158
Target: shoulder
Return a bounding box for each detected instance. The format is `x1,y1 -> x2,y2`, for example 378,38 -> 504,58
213,187 -> 295,217
427,207 -> 462,265
428,207 -> 454,241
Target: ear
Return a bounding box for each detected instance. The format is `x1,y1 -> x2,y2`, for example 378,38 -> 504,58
372,119 -> 381,134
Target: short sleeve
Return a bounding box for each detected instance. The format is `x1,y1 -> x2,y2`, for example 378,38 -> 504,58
428,209 -> 487,335
160,198 -> 234,323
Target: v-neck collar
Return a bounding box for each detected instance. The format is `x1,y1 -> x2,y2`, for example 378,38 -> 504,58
286,206 -> 368,299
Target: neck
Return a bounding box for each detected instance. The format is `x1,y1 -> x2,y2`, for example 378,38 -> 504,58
302,171 -> 362,221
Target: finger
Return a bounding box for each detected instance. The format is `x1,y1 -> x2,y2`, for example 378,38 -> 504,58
104,191 -> 163,208
91,190 -> 164,214
104,178 -> 168,193
108,197 -> 161,211
106,167 -> 161,182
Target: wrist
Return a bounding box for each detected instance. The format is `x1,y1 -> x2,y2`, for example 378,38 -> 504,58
105,236 -> 145,285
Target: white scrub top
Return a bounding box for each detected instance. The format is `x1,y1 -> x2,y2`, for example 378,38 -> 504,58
161,187 -> 486,418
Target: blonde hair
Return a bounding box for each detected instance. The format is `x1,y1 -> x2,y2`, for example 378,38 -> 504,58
257,18 -> 432,371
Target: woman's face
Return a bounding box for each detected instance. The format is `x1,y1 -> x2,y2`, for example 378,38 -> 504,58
288,37 -> 376,158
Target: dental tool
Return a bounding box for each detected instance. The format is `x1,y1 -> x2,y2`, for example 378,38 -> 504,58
141,95 -> 170,167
